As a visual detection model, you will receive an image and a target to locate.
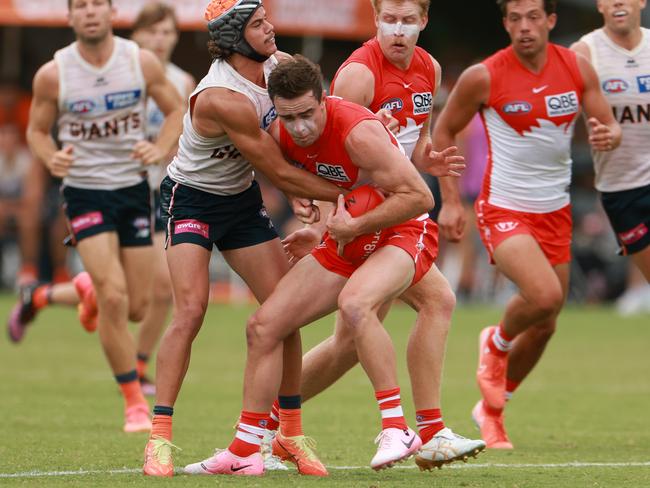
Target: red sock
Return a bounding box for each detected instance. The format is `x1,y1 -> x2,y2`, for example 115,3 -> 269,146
229,411 -> 266,458
119,379 -> 146,409
376,387 -> 407,430
32,285 -> 52,310
279,408 -> 303,437
505,378 -> 521,401
151,415 -> 172,441
265,400 -> 280,431
416,408 -> 444,444
53,267 -> 71,284
136,357 -> 148,378
489,323 -> 513,356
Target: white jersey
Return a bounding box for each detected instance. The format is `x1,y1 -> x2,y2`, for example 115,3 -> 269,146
55,37 -> 147,190
580,28 -> 650,192
167,56 -> 278,195
146,63 -> 190,191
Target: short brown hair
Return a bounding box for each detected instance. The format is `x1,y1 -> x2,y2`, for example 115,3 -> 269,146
496,0 -> 557,16
267,55 -> 323,103
132,2 -> 178,32
68,0 -> 112,9
370,0 -> 430,17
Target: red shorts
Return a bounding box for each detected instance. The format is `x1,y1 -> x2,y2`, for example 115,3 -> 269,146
311,217 -> 439,285
475,199 -> 572,266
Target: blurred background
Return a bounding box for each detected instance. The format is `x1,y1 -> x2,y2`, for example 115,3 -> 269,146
0,0 -> 649,313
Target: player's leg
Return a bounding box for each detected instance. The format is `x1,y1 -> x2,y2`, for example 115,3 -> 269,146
185,255 -> 344,476
631,246 -> 650,282
16,159 -> 45,285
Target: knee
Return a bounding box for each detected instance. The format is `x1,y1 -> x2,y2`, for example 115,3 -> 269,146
169,300 -> 207,338
530,285 -> 564,318
338,294 -> 372,332
99,287 -> 128,314
245,311 -> 279,352
128,301 -> 148,323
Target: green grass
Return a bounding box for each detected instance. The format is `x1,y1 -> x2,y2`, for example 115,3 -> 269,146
0,294 -> 649,487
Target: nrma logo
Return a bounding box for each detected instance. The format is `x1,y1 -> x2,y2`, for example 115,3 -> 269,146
503,101 -> 532,114
636,75 -> 650,93
381,98 -> 404,113
69,99 -> 96,114
603,79 -> 629,93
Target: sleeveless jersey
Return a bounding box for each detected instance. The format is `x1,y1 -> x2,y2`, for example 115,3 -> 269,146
55,36 -> 147,190
331,38 -> 436,159
166,56 -> 278,195
146,63 -> 191,190
579,28 -> 650,192
279,96 -> 398,190
480,44 -> 584,213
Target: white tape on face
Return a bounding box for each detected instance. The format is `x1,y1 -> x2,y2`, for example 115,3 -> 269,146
379,21 -> 420,38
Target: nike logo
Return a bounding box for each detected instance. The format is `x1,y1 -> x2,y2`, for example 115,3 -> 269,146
403,83 -> 413,89
532,85 -> 548,94
307,153 -> 318,159
402,436 -> 416,449
231,464 -> 253,472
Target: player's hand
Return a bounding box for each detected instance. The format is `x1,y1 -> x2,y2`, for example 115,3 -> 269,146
327,194 -> 357,256
438,201 -> 466,243
131,140 -> 165,165
587,117 -> 615,152
48,145 -> 74,178
375,108 -> 400,134
282,227 -> 321,265
420,143 -> 466,177
291,197 -> 320,224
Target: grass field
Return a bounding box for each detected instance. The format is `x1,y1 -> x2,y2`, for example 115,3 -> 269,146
0,293 -> 649,487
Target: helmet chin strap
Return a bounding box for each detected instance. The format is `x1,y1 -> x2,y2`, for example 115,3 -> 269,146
206,0 -> 269,62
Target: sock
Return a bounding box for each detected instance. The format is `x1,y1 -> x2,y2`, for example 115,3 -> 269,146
415,408 -> 445,444
32,284 -> 53,310
266,399 -> 280,432
52,267 -> 71,284
505,378 -> 521,402
18,264 -> 38,284
278,395 -> 302,437
136,353 -> 149,379
151,405 -> 173,440
489,323 -> 513,356
115,370 -> 146,408
376,387 -> 408,430
229,411 -> 267,457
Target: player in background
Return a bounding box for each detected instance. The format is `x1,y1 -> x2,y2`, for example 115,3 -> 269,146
131,2 -> 195,395
432,0 -> 620,448
21,0 -> 184,433
142,0 -> 343,477
282,0 -> 485,469
571,0 -> 650,283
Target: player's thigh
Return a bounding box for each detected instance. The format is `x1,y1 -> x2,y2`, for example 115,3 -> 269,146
253,255 -> 345,335
631,246 -> 650,283
151,232 -> 172,296
76,231 -> 128,292
400,264 -> 454,312
221,238 -> 290,304
493,234 -> 562,300
341,245 -> 415,312
120,244 -> 155,310
165,243 -> 212,314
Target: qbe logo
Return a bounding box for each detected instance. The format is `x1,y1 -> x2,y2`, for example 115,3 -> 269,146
636,75 -> 650,93
544,91 -> 579,117
503,101 -> 532,114
602,78 -> 629,94
316,163 -> 351,182
381,98 -> 404,113
412,92 -> 432,115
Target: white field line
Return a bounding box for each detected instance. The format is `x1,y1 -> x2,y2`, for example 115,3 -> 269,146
1,462 -> 650,478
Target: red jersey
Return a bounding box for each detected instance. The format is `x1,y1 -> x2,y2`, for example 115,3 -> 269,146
279,96 -> 399,189
480,44 -> 584,213
331,38 -> 437,158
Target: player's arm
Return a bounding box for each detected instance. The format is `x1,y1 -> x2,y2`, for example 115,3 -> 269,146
331,120 -> 433,240
136,49 -> 184,164
574,52 -> 621,152
412,57 -> 465,177
26,61 -> 74,178
432,63 -> 490,242
207,90 -> 343,202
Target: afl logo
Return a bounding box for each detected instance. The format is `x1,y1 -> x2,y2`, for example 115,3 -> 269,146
69,99 -> 96,114
381,98 -> 404,113
602,79 -> 629,93
503,101 -> 532,114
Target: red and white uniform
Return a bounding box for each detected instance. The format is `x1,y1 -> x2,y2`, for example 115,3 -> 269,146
279,97 -> 438,283
476,44 -> 584,265
331,38 -> 437,159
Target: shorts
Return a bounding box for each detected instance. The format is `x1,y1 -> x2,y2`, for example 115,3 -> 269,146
152,189 -> 165,233
62,180 -> 152,247
601,183 -> 650,255
161,176 -> 278,251
475,199 -> 572,266
312,216 -> 439,286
